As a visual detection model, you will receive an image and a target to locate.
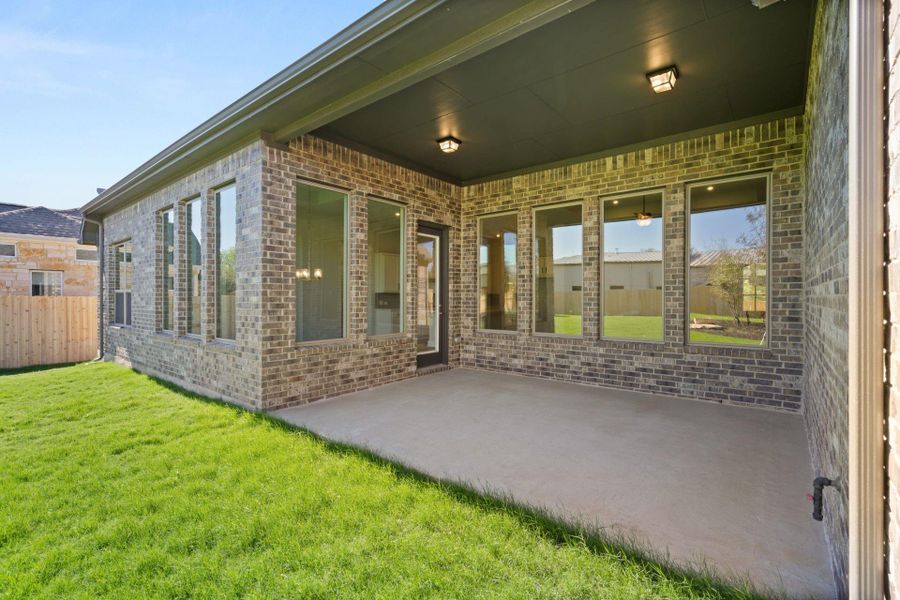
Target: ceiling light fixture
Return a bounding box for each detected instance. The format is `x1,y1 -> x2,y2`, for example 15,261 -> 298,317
635,196 -> 653,227
437,136 -> 461,153
647,66 -> 678,93
706,185 -> 715,191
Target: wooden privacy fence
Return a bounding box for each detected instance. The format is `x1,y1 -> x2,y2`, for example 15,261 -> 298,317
555,288 -> 765,317
0,296 -> 97,369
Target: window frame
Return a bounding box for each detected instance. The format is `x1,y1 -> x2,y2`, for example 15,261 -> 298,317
30,270 -> 63,296
366,196 -> 406,338
214,182 -> 237,342
75,246 -> 98,263
599,188 -> 666,344
159,206 -> 176,333
476,210 -> 519,333
183,196 -> 203,338
684,171 -> 772,349
0,241 -> 17,259
531,200 -> 584,338
294,178 -> 350,345
111,240 -> 132,326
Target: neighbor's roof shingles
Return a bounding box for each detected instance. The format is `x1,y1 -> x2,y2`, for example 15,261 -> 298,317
0,206 -> 83,239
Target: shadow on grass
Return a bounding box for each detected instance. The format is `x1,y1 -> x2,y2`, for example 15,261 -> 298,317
0,361 -> 87,377
144,370 -> 787,600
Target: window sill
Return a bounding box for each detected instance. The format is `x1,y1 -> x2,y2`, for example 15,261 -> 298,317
475,328 -> 520,336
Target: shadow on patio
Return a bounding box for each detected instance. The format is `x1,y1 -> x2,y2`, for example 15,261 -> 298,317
274,368 -> 832,599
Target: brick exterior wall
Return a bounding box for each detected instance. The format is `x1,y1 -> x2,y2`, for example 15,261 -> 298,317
257,136 -> 461,409
101,140 -> 264,407
888,0 -> 900,595
100,115 -> 807,416
801,0 -> 849,596
461,117 -> 805,410
0,236 -> 97,296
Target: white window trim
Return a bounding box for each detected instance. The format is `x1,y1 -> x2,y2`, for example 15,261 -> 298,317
531,200 -> 584,338
599,188 -> 666,344
684,171 -> 771,349
112,241 -> 132,327
183,196 -> 203,339
214,183 -> 238,342
0,241 -> 17,259
30,269 -> 64,296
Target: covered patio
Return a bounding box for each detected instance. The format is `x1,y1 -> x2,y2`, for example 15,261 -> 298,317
275,368 -> 833,599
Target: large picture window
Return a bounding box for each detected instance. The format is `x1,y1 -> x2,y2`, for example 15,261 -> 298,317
296,182 -> 346,342
160,207 -> 175,331
602,192 -> 663,341
478,212 -> 517,331
216,184 -> 237,340
113,241 -> 132,325
533,203 -> 582,336
367,198 -> 404,336
186,197 -> 202,336
687,175 -> 768,346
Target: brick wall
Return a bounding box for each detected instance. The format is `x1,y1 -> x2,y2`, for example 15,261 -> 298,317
257,136 -> 461,409
0,236 -> 97,296
101,140 -> 264,407
460,116 -> 805,410
801,0 -> 849,595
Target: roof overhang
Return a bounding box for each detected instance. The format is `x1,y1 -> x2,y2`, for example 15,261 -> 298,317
80,0 -> 593,218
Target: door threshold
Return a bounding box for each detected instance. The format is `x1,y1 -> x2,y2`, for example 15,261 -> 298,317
416,364 -> 451,376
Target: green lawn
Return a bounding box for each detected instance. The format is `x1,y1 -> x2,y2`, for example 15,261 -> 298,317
553,315 -> 764,346
0,363 -> 765,599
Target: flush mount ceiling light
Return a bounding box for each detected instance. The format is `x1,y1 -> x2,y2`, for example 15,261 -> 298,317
437,136 -> 461,153
646,66 -> 678,94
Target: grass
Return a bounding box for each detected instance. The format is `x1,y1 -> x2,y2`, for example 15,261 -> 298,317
553,314 -> 764,346
0,362 -> 771,599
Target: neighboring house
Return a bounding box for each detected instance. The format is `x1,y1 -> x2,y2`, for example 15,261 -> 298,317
76,1 -> 897,595
0,203 -> 97,296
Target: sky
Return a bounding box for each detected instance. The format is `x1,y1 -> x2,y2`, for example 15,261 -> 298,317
0,1 -> 380,210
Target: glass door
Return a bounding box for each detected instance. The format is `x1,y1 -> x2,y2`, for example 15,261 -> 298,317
416,224 -> 446,368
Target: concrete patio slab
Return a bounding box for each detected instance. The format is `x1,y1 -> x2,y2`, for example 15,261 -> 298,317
273,368 -> 833,599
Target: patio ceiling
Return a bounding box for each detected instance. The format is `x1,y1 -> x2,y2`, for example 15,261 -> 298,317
315,0 -> 814,183
82,0 -> 813,218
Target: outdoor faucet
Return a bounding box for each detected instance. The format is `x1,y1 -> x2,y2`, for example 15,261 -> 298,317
810,477 -> 833,522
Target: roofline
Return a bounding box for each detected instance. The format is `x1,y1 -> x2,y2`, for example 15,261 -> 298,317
80,0 -> 444,217
0,232 -> 82,243
81,0 -> 593,218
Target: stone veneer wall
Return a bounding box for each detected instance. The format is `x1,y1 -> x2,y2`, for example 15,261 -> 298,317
257,136 -> 461,409
102,140 -> 264,407
0,237 -> 97,296
801,0 -> 849,595
460,116 -> 805,410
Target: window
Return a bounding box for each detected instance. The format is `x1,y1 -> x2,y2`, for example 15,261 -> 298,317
296,182 -> 346,342
478,213 -> 517,331
367,198 -> 404,336
75,248 -> 97,261
602,192 -> 663,341
31,271 -> 62,296
160,208 -> 175,331
534,203 -> 582,336
113,241 -> 132,325
0,243 -> 16,258
216,185 -> 237,340
687,174 -> 768,346
185,198 -> 202,336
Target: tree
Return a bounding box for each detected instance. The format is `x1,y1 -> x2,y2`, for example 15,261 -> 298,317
707,250 -> 747,326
